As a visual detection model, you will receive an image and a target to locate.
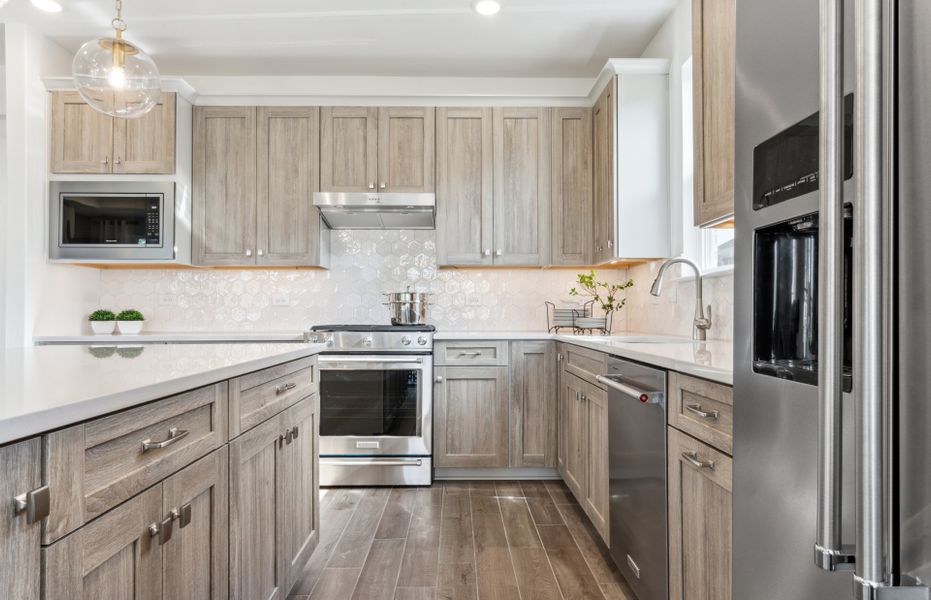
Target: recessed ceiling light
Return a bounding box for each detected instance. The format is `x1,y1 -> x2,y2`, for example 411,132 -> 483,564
30,0 -> 63,13
471,0 -> 501,16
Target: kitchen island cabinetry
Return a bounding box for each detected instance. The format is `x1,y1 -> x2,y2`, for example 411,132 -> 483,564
0,347 -> 321,600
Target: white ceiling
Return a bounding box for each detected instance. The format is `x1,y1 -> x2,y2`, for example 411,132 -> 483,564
3,0 -> 677,77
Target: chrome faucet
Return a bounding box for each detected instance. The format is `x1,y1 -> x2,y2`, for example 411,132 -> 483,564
649,258 -> 712,341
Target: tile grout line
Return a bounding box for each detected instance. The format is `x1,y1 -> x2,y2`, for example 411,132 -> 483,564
520,481 -> 569,600
351,490 -> 396,598
468,485 -> 480,600
433,484 -> 446,599
540,483 -> 610,600
305,489 -> 366,599
386,489 -> 416,599
491,489 -> 525,600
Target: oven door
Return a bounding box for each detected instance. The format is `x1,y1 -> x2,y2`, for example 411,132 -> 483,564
318,354 -> 432,457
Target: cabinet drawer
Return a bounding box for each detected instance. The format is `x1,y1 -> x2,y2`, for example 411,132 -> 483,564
668,372 -> 733,455
230,356 -> 317,438
435,341 -> 509,366
43,382 -> 228,544
563,343 -> 608,387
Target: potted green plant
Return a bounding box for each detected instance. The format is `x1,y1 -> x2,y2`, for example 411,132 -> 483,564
88,309 -> 117,335
569,270 -> 634,333
116,309 -> 145,335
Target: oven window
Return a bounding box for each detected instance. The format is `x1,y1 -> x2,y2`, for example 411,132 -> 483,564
320,369 -> 420,437
61,195 -> 161,246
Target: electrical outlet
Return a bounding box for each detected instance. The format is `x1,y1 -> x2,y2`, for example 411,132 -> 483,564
271,293 -> 290,307
158,294 -> 177,306
465,293 -> 481,307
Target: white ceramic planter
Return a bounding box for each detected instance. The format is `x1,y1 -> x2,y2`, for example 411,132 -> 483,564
117,321 -> 144,335
90,321 -> 116,335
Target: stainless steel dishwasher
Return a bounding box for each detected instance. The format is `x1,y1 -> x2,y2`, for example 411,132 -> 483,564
596,357 -> 667,600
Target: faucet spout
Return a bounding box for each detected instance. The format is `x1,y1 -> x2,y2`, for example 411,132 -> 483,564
649,258 -> 712,341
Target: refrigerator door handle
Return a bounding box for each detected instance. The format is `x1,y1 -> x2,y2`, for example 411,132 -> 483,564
814,0 -> 856,573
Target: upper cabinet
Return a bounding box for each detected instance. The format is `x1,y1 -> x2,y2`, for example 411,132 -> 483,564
50,90 -> 176,174
551,108 -> 593,266
592,85 -> 615,264
193,106 -> 328,268
320,106 -> 435,193
693,0 -> 736,227
436,107 -> 551,267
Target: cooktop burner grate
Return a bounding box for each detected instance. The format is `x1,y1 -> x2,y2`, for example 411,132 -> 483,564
310,324 -> 437,333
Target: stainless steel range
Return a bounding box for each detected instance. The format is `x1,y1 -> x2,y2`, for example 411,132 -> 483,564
308,324 -> 434,487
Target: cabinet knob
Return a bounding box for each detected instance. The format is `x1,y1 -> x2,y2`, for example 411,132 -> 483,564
379,182 -> 387,190
114,156 -> 122,165
100,156 -> 110,165
494,250 -> 502,257
607,240 -> 613,249
257,249 -> 264,257
435,376 -> 444,383
368,183 -> 376,190
13,485 -> 50,524
245,249 -> 253,257
483,249 -> 491,257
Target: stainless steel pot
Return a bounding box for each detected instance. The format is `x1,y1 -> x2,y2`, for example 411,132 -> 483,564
383,288 -> 430,325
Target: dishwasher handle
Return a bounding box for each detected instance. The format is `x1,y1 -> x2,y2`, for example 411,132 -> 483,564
596,375 -> 665,407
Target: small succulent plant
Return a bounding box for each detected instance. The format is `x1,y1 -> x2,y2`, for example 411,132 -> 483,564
116,309 -> 145,321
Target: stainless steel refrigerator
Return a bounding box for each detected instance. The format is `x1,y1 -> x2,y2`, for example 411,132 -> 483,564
734,0 -> 931,598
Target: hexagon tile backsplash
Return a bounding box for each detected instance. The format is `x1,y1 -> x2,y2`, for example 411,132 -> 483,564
99,230 -> 633,333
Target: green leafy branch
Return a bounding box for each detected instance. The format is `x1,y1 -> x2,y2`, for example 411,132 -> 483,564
569,270 -> 634,315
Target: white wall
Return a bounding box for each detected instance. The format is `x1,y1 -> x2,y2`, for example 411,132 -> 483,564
3,25 -> 99,348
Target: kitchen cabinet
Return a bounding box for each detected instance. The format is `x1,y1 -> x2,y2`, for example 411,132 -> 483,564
320,106 -> 434,193
667,426 -> 732,600
492,107 -> 552,265
434,365 -> 509,468
509,341 -> 557,468
592,84 -> 615,264
435,107 -> 494,266
193,106 -> 327,267
560,372 -> 588,501
582,381 -> 609,543
693,0 -> 736,227
229,395 -> 318,600
0,438 -> 43,600
551,108 -> 593,265
50,90 -> 176,174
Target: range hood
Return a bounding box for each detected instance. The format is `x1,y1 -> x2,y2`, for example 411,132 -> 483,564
314,192 -> 435,230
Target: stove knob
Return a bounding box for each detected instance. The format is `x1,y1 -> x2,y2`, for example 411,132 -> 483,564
324,335 -> 334,347
308,334 -> 319,343
363,336 -> 374,347
417,336 -> 428,346
401,336 -> 412,346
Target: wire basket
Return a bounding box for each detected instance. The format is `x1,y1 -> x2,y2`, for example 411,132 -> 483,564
546,301 -> 613,335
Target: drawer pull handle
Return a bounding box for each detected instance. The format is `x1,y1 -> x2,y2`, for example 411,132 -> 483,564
276,382 -> 298,395
291,425 -> 299,440
457,351 -> 482,357
171,503 -> 192,528
681,451 -> 716,471
13,485 -> 50,524
158,514 -> 174,545
685,404 -> 719,421
142,427 -> 188,452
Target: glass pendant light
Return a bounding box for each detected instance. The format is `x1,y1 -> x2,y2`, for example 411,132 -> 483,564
72,0 -> 160,119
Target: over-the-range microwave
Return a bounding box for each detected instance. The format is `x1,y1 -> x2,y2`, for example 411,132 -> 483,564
49,181 -> 178,261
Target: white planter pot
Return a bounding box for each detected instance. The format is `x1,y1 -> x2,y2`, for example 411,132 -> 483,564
90,321 -> 116,335
117,321 -> 144,335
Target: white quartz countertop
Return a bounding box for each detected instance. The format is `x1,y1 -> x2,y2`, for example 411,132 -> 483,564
437,331 -> 733,385
0,342 -> 325,445
34,331 -> 307,344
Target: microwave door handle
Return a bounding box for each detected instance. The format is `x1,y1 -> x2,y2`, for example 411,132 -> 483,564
814,0 -> 855,573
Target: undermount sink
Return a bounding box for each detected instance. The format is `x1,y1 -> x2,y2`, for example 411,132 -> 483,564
573,335 -> 691,344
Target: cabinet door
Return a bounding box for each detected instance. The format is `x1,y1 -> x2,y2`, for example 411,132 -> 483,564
112,92 -> 176,174
377,107 -> 435,193
49,90 -> 113,174
435,107 -> 494,266
693,0 -> 736,226
592,83 -> 616,263
434,366 -> 509,468
583,382 -> 610,544
193,106 -> 258,266
0,438 -> 42,600
551,108 -> 593,265
280,396 -> 319,592
668,427 -> 732,600
509,341 -> 557,468
43,486 -> 162,600
562,373 -> 588,498
229,413 -> 287,600
161,448 -> 229,600
493,107 -> 552,265
256,107 -> 325,266
320,107 -> 378,193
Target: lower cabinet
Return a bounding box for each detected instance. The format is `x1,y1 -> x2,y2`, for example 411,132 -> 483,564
434,365 -> 510,468
509,341 -> 557,467
667,426 -> 733,600
560,372 -> 588,497
1,438 -> 43,600
229,396 -> 318,600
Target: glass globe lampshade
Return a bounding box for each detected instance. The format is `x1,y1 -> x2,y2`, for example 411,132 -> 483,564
72,36 -> 161,119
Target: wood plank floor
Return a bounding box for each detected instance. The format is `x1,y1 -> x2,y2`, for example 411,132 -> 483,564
288,481 -> 636,600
